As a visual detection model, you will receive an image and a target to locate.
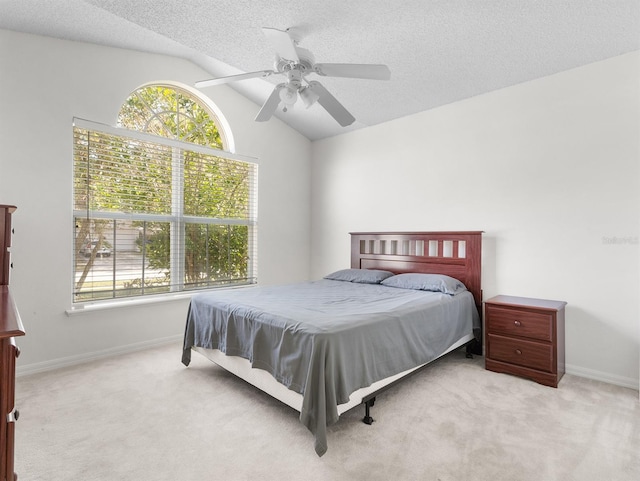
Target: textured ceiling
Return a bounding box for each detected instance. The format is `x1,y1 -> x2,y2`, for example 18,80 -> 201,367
1,0 -> 639,140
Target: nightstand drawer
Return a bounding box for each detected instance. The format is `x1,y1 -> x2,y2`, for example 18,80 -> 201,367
486,305 -> 553,341
487,334 -> 553,373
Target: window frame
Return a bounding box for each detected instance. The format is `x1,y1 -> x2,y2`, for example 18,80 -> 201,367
72,116 -> 258,306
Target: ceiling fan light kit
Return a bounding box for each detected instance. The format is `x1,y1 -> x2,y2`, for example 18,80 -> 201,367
278,84 -> 298,110
299,86 -> 319,109
195,27 -> 391,127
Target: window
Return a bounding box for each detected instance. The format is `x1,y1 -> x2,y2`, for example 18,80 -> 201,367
73,85 -> 257,303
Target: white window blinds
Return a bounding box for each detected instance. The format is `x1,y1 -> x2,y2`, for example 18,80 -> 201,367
73,118 -> 257,303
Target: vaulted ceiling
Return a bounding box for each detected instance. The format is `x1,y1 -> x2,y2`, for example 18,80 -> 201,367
1,0 -> 638,140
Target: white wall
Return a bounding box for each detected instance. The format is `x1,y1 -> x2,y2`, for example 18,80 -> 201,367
1,28 -> 637,390
310,52 -> 640,389
0,30 -> 311,372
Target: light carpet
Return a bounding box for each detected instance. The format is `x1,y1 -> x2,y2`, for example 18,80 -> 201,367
14,342 -> 640,481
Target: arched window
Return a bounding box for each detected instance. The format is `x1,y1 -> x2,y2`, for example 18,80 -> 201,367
72,84 -> 257,303
117,84 -> 226,149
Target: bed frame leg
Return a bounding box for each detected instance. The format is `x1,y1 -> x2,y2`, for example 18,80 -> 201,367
466,338 -> 482,358
363,397 -> 375,425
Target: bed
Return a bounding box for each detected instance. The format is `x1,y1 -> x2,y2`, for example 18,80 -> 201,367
182,231 -> 483,456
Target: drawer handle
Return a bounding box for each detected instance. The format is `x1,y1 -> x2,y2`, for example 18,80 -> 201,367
514,349 -> 522,355
514,320 -> 521,327
7,408 -> 19,423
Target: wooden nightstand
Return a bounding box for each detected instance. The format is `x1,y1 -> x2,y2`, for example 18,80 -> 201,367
485,295 -> 566,388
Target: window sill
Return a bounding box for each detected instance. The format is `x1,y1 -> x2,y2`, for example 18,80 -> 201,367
65,285 -> 255,316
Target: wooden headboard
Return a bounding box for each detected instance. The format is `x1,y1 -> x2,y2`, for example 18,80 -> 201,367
350,231 -> 483,310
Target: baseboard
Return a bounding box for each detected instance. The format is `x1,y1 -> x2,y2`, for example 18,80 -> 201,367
565,363 -> 639,391
16,334 -> 183,377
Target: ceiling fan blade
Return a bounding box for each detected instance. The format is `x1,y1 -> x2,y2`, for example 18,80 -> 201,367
308,81 -> 355,127
262,27 -> 299,62
255,84 -> 285,122
313,63 -> 391,80
195,70 -> 276,88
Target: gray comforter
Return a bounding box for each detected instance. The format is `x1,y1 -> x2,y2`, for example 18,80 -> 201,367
182,279 -> 479,456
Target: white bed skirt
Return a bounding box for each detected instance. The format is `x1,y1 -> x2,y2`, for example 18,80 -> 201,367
193,332 -> 474,416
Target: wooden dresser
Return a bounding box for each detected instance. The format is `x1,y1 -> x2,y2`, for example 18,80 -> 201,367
485,295 -> 566,388
0,205 -> 24,481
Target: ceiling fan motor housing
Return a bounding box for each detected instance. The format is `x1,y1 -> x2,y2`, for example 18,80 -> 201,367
274,46 -> 315,76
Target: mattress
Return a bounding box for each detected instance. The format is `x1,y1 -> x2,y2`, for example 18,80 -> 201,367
182,279 -> 480,456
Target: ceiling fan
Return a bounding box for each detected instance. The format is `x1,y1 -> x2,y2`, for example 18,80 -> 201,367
195,27 -> 391,127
